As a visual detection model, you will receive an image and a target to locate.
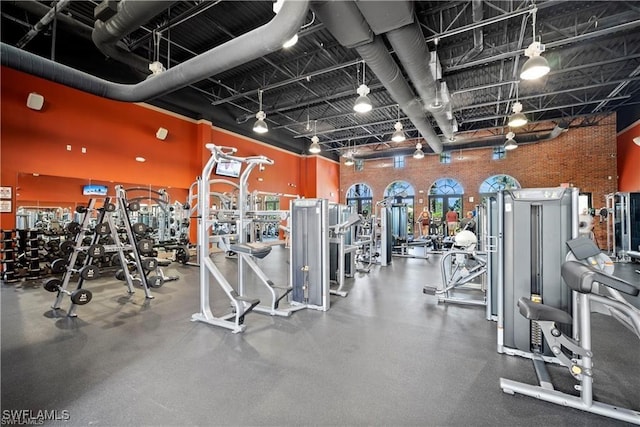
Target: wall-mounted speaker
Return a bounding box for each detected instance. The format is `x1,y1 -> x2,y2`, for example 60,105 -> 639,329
156,127 -> 168,140
26,92 -> 44,111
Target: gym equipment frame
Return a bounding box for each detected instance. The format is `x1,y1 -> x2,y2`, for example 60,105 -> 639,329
191,144 -> 260,333
500,261 -> 640,424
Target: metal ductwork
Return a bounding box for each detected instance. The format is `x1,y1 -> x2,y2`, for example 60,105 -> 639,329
1,0 -> 309,102
357,1 -> 456,140
16,0 -> 72,48
92,1 -> 174,75
311,0 -> 444,153
353,122 -> 570,160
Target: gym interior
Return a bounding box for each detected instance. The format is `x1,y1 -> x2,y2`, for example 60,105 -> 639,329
1,1 -> 640,426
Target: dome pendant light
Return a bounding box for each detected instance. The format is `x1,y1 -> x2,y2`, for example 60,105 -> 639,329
354,61 -> 373,113
428,38 -> 445,112
253,89 -> 268,133
413,142 -> 425,159
391,105 -> 406,142
520,8 -> 550,80
508,84 -> 528,128
504,131 -> 518,150
309,120 -> 321,154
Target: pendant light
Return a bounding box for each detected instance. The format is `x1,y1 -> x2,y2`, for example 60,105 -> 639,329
391,105 -> 406,142
309,120 -> 321,154
504,131 -> 518,150
354,61 -> 372,113
429,38 -> 444,112
413,142 -> 425,159
508,84 -> 528,128
253,89 -> 268,133
520,8 -> 550,80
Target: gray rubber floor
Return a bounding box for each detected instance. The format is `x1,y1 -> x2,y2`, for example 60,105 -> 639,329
2,247 -> 639,426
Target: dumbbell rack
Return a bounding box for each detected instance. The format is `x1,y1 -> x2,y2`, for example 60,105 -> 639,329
51,197 -> 154,317
1,230 -> 19,284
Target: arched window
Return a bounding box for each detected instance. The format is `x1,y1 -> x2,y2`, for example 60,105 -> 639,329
479,174 -> 521,196
383,181 -> 416,237
346,183 -> 373,216
428,178 -> 464,234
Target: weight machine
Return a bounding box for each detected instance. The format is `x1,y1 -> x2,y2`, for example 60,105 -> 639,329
290,198 -> 330,311
230,148 -> 302,318
423,230 -> 489,306
605,192 -> 640,261
497,187 -> 578,360
500,257 -> 640,424
328,203 -> 362,297
191,145 -> 260,333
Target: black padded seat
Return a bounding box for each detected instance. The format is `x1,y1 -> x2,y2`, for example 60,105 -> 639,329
517,297 -> 573,324
561,260 -> 639,296
229,243 -> 272,259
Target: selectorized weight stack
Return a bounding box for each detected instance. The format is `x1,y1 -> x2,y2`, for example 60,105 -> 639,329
497,187 -> 578,358
290,198 -> 330,311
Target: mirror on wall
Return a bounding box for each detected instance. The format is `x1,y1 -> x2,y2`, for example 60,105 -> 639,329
14,173 -> 190,243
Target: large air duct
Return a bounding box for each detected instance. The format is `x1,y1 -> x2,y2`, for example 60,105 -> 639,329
353,122 -> 570,160
91,1 -> 174,74
0,0 -> 309,102
311,0 -> 444,153
356,1 -> 456,140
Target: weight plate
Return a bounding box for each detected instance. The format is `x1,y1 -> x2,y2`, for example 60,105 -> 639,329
70,289 -> 93,305
104,203 -> 116,212
79,264 -> 100,280
128,201 -> 140,212
66,222 -> 81,235
43,277 -> 62,292
88,244 -> 105,258
142,257 -> 158,271
132,223 -> 147,236
51,259 -> 67,273
137,239 -> 154,254
147,275 -> 164,288
60,240 -> 75,254
95,223 -> 111,235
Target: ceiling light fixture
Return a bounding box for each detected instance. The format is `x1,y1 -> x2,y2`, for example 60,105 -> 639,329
429,38 -> 444,112
354,61 -> 372,113
504,131 -> 518,150
391,105 -> 406,142
344,139 -> 355,166
413,142 -> 425,159
282,33 -> 298,48
344,155 -> 354,167
633,136 -> 640,146
520,8 -> 550,80
309,120 -> 321,154
253,89 -> 268,133
508,84 -> 528,127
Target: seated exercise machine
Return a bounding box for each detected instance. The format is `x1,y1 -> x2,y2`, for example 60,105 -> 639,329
191,144 -> 260,333
423,230 -> 489,306
500,260 -> 640,424
232,150 -> 303,317
329,207 -> 362,297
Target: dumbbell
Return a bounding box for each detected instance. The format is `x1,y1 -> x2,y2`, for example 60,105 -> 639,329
53,263 -> 100,280
42,278 -> 93,305
114,268 -> 143,287
76,203 -> 116,213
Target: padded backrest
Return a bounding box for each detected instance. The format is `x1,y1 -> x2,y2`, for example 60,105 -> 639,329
561,260 -> 640,296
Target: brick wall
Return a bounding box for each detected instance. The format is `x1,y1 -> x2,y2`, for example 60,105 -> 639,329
340,114 -> 618,248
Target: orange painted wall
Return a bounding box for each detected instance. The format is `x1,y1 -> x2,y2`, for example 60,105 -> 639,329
314,156 -> 340,202
617,120 -> 640,191
0,66 -> 341,230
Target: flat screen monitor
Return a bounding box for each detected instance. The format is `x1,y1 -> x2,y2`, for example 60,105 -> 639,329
215,159 -> 242,178
83,184 -> 108,196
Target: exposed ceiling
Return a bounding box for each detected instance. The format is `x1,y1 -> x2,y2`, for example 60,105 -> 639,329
2,0 -> 640,160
